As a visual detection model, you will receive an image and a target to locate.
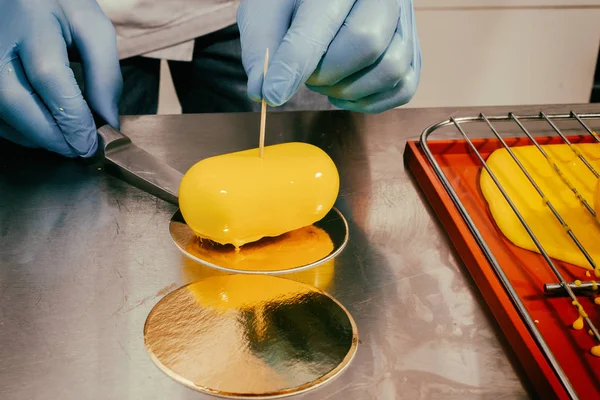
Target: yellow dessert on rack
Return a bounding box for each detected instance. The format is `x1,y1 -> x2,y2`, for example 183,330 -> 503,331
178,142 -> 339,248
480,143 -> 600,270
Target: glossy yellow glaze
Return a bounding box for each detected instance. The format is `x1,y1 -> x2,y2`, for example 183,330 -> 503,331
595,297 -> 600,305
573,300 -> 588,315
184,224 -> 334,273
178,142 -> 340,247
571,300 -> 588,331
480,143 -> 600,270
592,345 -> 600,357
573,316 -> 584,330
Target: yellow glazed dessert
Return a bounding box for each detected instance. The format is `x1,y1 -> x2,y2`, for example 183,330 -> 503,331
178,142 -> 339,248
480,143 -> 600,270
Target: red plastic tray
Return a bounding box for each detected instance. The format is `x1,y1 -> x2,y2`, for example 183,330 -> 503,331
405,134 -> 599,399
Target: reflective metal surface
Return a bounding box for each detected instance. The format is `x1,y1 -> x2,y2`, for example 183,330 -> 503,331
144,275 -> 358,398
169,207 -> 348,274
4,104 -> 595,399
544,281 -> 600,296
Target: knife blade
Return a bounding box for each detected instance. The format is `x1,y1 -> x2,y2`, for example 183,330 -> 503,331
94,116 -> 183,206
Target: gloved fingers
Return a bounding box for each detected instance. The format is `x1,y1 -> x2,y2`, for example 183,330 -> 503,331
0,118 -> 38,149
18,16 -> 98,158
237,0 -> 297,102
0,58 -> 78,157
328,55 -> 421,114
318,2 -> 422,113
306,0 -> 398,87
261,0 -> 356,106
65,1 -> 123,129
306,32 -> 413,101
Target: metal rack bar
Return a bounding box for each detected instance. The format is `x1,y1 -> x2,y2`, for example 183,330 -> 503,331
510,114 -> 596,218
571,111 -> 600,143
545,280 -> 599,295
419,110 -> 600,400
541,112 -> 599,179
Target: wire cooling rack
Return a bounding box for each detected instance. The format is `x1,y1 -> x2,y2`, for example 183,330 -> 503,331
407,110 -> 600,400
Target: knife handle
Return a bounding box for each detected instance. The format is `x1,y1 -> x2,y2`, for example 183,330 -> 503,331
92,111 -> 131,151
79,111 -> 127,167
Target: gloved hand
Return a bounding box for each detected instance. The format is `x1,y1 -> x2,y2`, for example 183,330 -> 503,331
237,0 -> 421,114
0,0 -> 122,157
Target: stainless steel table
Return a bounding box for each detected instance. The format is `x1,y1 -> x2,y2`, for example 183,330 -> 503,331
3,103 -> 598,400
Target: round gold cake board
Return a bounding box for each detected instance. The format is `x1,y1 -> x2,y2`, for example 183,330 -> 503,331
144,274 -> 359,399
168,207 -> 348,275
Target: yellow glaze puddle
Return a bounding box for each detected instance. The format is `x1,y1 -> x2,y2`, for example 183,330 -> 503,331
185,224 -> 334,272
179,142 -> 339,248
573,317 -> 584,331
480,143 -> 600,270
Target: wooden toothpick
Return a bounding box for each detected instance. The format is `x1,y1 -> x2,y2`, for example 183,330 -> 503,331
259,48 -> 269,158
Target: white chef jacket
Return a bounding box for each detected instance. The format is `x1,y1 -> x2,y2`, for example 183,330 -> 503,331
98,0 -> 240,61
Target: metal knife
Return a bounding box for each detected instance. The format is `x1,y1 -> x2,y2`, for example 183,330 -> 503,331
93,114 -> 183,206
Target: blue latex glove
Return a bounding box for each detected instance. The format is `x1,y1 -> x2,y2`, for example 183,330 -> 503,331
0,0 -> 122,157
238,0 -> 421,114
